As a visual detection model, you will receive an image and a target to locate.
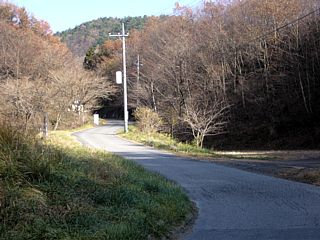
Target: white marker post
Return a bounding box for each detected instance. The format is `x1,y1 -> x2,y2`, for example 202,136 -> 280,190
93,113 -> 99,126
116,71 -> 122,84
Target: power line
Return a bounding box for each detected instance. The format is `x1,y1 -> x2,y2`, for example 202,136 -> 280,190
177,0 -> 320,46
251,7 -> 320,43
138,1 -> 320,61
186,1 -> 320,48
209,1 -> 320,46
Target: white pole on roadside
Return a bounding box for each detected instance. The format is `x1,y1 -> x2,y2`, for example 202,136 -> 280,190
109,23 -> 129,133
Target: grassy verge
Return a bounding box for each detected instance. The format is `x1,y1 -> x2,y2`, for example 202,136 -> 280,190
120,126 -> 269,160
278,168 -> 320,186
0,125 -> 193,239
120,126 -> 320,186
120,126 -> 218,159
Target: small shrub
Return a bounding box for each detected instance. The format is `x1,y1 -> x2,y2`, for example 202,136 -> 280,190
133,107 -> 162,134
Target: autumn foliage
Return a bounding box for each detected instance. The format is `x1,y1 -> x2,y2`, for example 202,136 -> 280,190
124,0 -> 320,149
0,2 -> 115,132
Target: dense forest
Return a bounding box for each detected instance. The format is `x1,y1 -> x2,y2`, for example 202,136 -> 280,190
87,0 -> 320,150
56,16 -> 149,57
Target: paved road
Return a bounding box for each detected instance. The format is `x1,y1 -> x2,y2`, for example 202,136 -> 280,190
74,120 -> 320,240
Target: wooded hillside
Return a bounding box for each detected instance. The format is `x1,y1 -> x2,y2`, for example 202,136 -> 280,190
122,0 -> 320,149
56,16 -> 149,57
58,0 -> 320,150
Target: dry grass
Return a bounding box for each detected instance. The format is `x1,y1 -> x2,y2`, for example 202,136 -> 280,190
279,168 -> 320,186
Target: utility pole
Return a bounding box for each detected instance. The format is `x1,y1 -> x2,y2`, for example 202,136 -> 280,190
136,54 -> 140,106
109,23 -> 129,132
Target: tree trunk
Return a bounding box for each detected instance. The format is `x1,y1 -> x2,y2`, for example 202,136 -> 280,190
53,113 -> 62,131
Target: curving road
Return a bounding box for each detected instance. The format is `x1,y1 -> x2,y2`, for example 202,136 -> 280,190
74,120 -> 320,240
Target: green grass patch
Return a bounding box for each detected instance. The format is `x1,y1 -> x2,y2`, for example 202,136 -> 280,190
0,125 -> 193,239
120,126 -> 272,161
120,126 -> 217,158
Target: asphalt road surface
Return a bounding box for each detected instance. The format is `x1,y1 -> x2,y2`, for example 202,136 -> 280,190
74,120 -> 320,240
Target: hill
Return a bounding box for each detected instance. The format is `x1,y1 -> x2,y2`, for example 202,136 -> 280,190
56,16 -> 148,57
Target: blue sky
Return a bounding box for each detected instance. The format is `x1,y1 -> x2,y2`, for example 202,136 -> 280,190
13,0 -> 201,32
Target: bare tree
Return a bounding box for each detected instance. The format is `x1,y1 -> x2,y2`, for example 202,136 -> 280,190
48,66 -> 116,130
183,97 -> 229,148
